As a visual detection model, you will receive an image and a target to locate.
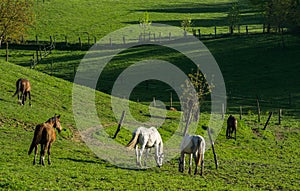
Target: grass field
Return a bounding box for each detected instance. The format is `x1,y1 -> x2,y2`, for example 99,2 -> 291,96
0,61 -> 299,190
0,0 -> 300,190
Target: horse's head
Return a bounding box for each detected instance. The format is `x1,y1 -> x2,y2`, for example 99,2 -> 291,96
52,114 -> 62,133
156,153 -> 164,168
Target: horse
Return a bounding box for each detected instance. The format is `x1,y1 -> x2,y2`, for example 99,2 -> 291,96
13,78 -> 31,106
126,126 -> 164,168
226,115 -> 237,140
28,114 -> 62,166
179,134 -> 205,176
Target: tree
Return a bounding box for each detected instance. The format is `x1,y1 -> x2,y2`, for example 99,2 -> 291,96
248,0 -> 300,33
181,66 -> 212,123
181,16 -> 192,37
0,0 -> 35,61
227,2 -> 241,35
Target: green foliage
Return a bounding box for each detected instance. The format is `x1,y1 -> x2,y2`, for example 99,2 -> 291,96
227,2 -> 241,34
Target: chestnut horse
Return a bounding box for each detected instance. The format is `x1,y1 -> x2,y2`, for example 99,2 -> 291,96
226,115 -> 237,140
28,115 -> 62,165
13,78 -> 31,106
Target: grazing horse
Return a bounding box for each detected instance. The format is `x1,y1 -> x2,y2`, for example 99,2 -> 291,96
13,78 -> 31,106
226,115 -> 237,140
179,135 -> 205,175
126,126 -> 164,168
28,115 -> 62,165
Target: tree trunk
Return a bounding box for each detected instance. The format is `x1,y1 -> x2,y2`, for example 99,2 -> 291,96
6,41 -> 9,62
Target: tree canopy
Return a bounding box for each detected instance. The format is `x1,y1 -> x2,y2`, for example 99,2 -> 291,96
0,0 -> 35,48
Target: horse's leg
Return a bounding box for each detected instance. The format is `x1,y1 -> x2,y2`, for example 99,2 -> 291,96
188,154 -> 193,175
226,126 -> 229,138
144,148 -> 149,166
33,145 -> 38,165
21,91 -> 26,105
139,143 -> 146,167
47,143 -> 52,165
193,152 -> 199,175
179,152 -> 185,172
28,91 -> 32,106
39,144 -> 44,165
135,145 -> 140,166
234,128 -> 236,140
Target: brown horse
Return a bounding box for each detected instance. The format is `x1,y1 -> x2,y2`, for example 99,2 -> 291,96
28,115 -> 62,165
13,78 -> 31,106
226,115 -> 237,140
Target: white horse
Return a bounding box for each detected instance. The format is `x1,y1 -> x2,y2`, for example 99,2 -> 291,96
126,126 -> 164,168
179,134 -> 205,175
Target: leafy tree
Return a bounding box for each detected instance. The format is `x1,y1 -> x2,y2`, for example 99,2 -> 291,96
0,0 -> 35,61
248,0 -> 300,33
181,16 -> 192,36
227,2 -> 241,35
181,67 -> 212,123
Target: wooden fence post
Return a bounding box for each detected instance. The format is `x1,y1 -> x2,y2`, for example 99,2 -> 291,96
256,95 -> 261,123
204,126 -> 218,169
221,103 -> 225,120
240,106 -> 243,120
109,37 -> 112,46
123,36 -> 126,44
214,26 -> 217,38
198,29 -> 201,39
246,25 -> 249,35
113,111 -> 126,139
278,109 -> 282,125
36,35 -> 39,45
169,32 -> 171,41
78,37 -> 82,49
170,92 -> 173,108
263,112 -> 273,130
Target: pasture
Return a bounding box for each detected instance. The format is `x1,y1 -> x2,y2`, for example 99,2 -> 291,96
0,0 -> 300,190
0,61 -> 299,190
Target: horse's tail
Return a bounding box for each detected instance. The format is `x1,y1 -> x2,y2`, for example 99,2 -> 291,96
126,130 -> 140,149
13,79 -> 22,97
28,125 -> 42,155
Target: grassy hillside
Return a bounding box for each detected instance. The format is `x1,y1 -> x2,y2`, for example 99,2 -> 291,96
0,61 -> 299,190
30,0 -> 260,42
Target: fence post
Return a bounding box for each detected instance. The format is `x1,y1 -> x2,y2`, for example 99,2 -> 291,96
204,126 -> 218,170
246,25 -> 249,35
198,29 -> 201,39
123,36 -> 126,45
170,92 -> 173,107
256,95 -> 261,123
109,37 -> 112,46
113,111 -> 126,139
169,32 -> 171,41
214,26 -> 217,38
36,35 -> 39,45
221,103 -> 225,120
78,37 -> 82,49
240,106 -> 243,120
153,97 -> 156,107
278,109 -> 282,125
263,112 -> 273,130
50,36 -> 53,44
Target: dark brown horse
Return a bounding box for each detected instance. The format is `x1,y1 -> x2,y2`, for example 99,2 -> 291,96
28,115 -> 62,165
226,115 -> 237,140
13,78 -> 31,106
